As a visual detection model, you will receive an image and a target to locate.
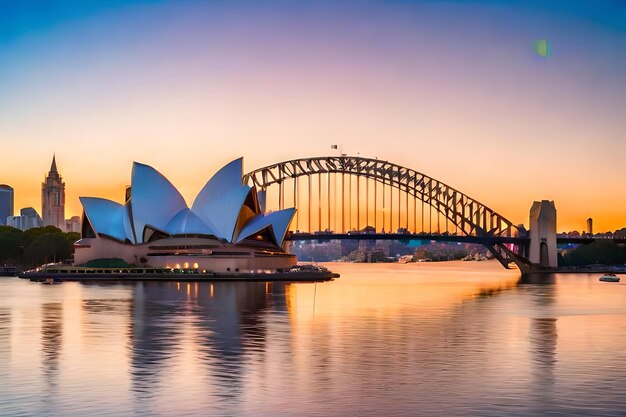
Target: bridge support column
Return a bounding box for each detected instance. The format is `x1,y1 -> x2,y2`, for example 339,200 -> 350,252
529,200 -> 557,268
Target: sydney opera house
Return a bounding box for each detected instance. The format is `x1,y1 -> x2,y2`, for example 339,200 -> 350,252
74,158 -> 297,272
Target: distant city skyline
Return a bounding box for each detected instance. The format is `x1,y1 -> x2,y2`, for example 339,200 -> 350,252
1,1 -> 625,232
1,156 -> 80,232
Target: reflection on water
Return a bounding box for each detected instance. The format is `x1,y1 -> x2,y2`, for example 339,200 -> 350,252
41,302 -> 63,396
128,282 -> 277,407
0,307 -> 10,386
1,261 -> 626,416
529,284 -> 557,415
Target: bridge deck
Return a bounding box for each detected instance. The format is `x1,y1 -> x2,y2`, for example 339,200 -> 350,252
287,233 -> 626,245
287,233 -> 526,245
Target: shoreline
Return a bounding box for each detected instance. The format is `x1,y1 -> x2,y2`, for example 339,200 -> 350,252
521,266 -> 626,275
18,269 -> 339,283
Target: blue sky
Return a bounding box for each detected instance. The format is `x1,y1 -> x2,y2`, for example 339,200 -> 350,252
0,0 -> 625,231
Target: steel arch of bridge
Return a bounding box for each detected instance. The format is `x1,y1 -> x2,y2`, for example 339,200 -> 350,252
244,156 -> 519,238
243,156 -> 530,269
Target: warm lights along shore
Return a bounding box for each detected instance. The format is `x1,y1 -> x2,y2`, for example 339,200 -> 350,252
19,264 -> 339,283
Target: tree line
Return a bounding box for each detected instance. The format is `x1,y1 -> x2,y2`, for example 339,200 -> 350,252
559,240 -> 626,266
0,226 -> 80,268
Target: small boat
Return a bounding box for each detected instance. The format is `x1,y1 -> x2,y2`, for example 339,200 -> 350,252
599,273 -> 620,283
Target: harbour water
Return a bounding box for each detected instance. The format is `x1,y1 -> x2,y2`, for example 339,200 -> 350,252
1,261 -> 626,416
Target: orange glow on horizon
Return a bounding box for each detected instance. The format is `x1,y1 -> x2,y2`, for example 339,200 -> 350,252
4,155 -> 625,233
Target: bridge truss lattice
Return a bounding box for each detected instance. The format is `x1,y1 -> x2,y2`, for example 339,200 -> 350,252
244,156 -> 526,268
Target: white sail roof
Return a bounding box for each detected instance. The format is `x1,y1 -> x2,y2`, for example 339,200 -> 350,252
192,158 -> 243,209
79,158 -> 295,246
236,208 -> 295,247
165,208 -> 215,236
193,186 -> 251,242
131,162 -> 188,243
123,203 -> 136,243
257,189 -> 267,213
192,159 -> 252,242
80,197 -> 127,241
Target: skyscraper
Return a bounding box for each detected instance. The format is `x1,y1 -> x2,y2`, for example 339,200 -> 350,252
65,215 -> 81,233
42,155 -> 65,230
0,184 -> 14,225
6,207 -> 43,230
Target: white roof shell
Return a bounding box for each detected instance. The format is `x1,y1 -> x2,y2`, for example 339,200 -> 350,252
192,158 -> 254,242
131,162 -> 188,244
165,208 -> 215,236
80,197 -> 127,241
79,158 -> 296,247
123,204 -> 136,243
236,208 -> 295,247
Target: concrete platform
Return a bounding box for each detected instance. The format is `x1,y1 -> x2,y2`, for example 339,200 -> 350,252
19,269 -> 339,283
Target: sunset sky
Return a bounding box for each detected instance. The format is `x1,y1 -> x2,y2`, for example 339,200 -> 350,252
1,0 -> 625,232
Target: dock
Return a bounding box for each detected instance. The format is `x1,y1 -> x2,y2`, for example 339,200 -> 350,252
19,265 -> 339,283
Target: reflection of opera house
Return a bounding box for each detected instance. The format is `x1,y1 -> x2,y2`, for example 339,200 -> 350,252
74,158 -> 296,272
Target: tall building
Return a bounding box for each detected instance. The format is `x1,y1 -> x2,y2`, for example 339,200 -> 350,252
7,207 -> 43,231
42,155 -> 65,230
587,218 -> 593,235
65,215 -> 81,233
0,184 -> 14,226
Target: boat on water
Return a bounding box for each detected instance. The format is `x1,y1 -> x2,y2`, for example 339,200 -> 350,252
599,273 -> 620,283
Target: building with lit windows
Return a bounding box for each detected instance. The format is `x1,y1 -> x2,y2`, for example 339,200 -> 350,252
74,158 -> 296,272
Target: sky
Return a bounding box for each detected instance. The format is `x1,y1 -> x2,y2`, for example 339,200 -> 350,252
0,0 -> 625,232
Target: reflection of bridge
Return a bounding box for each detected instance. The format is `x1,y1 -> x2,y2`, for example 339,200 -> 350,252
243,156 -> 612,271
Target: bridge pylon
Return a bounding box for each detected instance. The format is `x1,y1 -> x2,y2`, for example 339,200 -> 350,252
528,200 -> 558,268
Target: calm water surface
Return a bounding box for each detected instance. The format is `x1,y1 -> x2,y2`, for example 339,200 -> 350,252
1,261 -> 626,416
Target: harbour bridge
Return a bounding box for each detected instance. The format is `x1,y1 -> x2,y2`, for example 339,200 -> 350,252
244,156 -> 619,271
243,156 -> 539,270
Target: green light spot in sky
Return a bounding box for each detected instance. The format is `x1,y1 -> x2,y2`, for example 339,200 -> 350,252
534,39 -> 552,58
